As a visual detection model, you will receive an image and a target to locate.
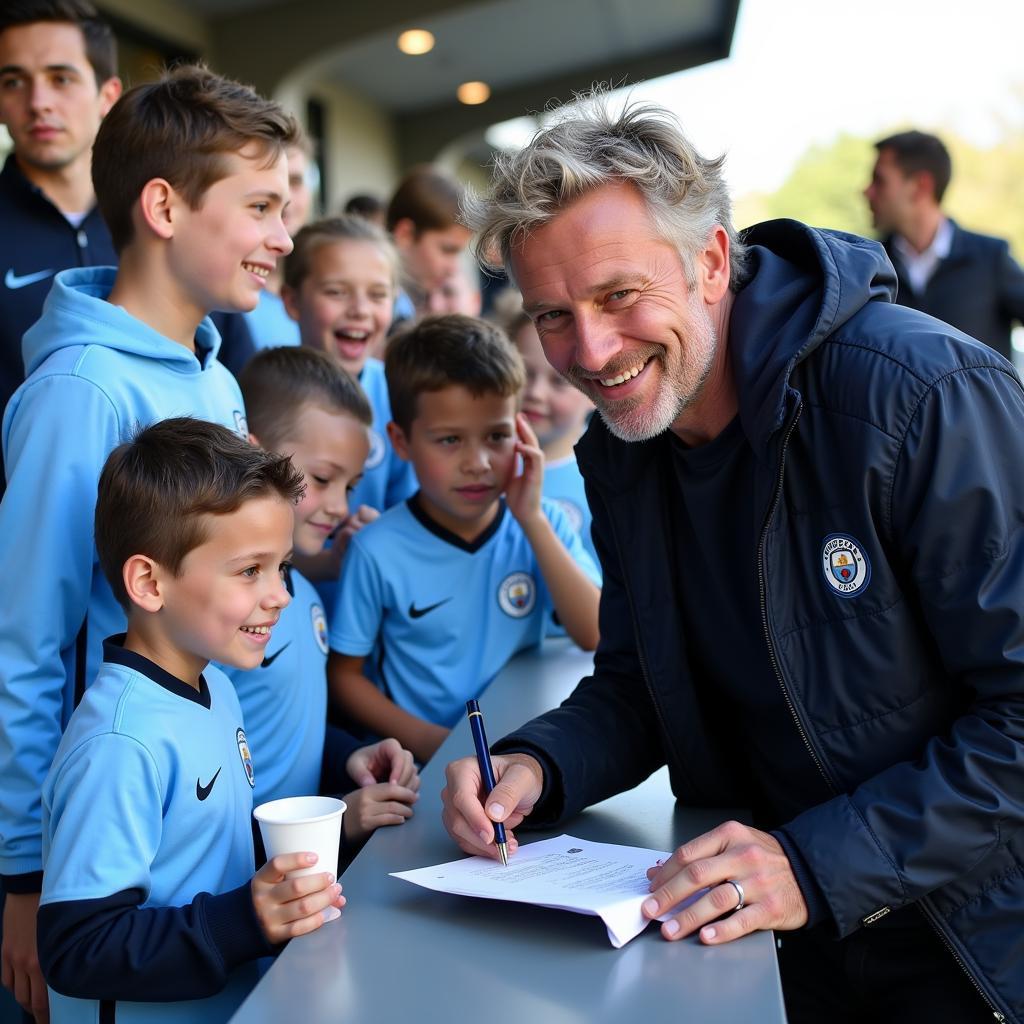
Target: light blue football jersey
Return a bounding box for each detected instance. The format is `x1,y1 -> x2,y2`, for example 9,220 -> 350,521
222,569 -> 330,805
542,454 -> 600,573
329,497 -> 600,727
41,642 -> 260,1024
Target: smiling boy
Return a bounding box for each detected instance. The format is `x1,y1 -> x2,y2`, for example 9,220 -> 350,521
39,418 -> 344,1024
0,63 -> 298,1019
232,347 -> 419,848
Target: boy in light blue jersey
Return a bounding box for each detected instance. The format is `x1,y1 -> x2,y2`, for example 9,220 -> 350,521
506,306 -> 600,570
39,418 -> 344,1024
328,315 -> 601,763
0,63 -> 301,1004
233,347 -> 419,843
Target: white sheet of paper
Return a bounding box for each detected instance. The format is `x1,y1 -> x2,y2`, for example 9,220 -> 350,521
390,834 -> 700,947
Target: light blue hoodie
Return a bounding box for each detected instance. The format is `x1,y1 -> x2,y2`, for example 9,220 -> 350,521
0,266 -> 247,882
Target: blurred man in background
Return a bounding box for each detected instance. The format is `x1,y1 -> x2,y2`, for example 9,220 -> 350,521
865,129 -> 1024,362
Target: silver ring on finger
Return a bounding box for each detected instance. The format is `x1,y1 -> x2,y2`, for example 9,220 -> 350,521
725,878 -> 745,911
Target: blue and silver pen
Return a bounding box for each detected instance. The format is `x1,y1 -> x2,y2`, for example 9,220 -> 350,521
465,699 -> 508,866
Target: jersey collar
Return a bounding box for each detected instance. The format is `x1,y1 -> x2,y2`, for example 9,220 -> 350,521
407,493 -> 507,554
102,634 -> 212,708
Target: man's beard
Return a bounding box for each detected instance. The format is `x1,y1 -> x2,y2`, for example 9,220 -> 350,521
564,297 -> 718,443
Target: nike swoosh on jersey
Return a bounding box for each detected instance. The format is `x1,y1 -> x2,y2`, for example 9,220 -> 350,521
5,268 -> 55,289
196,767 -> 222,801
408,597 -> 453,619
261,641 -> 291,668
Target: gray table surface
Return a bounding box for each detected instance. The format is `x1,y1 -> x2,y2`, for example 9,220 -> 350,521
232,640 -> 787,1024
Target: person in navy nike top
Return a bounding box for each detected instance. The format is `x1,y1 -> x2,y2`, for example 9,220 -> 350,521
0,0 -> 121,478
38,418 -> 344,1024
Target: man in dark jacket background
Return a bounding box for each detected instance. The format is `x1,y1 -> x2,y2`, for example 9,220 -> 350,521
442,99 -> 1024,1023
864,128 -> 1024,363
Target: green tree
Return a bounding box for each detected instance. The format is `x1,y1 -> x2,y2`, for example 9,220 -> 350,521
756,133 -> 874,235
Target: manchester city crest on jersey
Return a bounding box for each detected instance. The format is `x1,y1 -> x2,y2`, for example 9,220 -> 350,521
821,534 -> 871,598
311,603 -> 329,655
236,727 -> 255,788
364,429 -> 386,470
233,409 -> 249,438
498,571 -> 536,617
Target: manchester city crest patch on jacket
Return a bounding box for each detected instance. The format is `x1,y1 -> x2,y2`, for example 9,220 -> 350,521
821,534 -> 870,598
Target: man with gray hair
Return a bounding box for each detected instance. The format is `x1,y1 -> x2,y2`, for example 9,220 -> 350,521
442,98 -> 1023,1023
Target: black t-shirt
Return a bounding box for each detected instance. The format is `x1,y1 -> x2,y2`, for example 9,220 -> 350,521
667,416 -> 831,829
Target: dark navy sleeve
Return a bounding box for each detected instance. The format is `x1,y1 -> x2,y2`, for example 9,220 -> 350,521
319,724 -> 364,795
771,829 -> 830,929
38,882 -> 275,1001
2,869 -> 43,894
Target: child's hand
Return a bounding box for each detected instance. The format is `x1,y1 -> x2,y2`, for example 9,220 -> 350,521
343,782 -> 419,843
346,738 -> 420,790
505,412 -> 545,527
251,853 -> 345,944
333,505 -> 380,559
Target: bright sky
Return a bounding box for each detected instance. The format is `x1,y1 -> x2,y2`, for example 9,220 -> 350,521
489,0 -> 1024,199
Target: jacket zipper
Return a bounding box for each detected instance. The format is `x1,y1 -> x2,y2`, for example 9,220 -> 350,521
758,401 -> 1006,1022
756,400 -> 835,792
917,899 -> 1006,1020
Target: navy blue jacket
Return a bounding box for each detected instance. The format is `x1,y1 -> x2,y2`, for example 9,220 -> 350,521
884,220 -> 1024,363
498,220 -> 1024,1023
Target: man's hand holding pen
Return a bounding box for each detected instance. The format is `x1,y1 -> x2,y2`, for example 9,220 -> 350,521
441,750 -> 544,861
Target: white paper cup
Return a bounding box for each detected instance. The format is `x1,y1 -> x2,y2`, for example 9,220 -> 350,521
254,796 -> 346,878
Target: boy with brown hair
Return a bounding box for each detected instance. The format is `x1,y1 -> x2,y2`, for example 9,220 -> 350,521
0,63 -> 297,1018
233,347 -> 420,845
39,417 -> 344,1024
327,314 -> 601,763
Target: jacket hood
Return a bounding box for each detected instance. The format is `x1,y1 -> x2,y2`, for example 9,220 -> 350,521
23,266 -> 223,375
730,219 -> 897,447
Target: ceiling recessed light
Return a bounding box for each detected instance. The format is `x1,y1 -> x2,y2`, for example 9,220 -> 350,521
397,29 -> 435,55
457,81 -> 491,105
